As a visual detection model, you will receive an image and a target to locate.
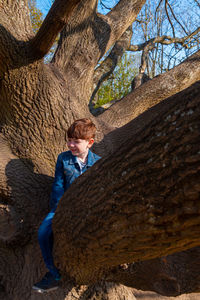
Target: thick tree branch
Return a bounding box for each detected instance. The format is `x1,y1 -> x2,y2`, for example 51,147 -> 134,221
0,0 -> 33,74
103,0 -> 146,54
97,49 -> 200,128
53,82 -> 200,285
52,0 -> 145,77
28,0 -> 82,59
89,26 -> 133,113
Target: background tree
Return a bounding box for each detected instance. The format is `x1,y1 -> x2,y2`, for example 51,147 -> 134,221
87,0 -> 200,111
0,1 -> 200,300
28,0 -> 43,33
95,52 -> 139,107
130,0 -> 200,76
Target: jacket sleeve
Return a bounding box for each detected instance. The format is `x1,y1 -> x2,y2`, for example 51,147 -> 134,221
50,154 -> 65,212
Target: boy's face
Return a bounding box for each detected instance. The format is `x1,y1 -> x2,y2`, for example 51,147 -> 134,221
67,138 -> 94,158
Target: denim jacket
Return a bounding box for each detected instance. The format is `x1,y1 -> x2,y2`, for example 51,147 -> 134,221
50,150 -> 101,211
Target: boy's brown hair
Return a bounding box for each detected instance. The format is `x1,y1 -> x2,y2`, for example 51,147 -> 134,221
67,118 -> 97,140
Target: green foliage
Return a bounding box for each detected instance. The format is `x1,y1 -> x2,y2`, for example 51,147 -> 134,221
96,53 -> 138,107
28,0 -> 43,33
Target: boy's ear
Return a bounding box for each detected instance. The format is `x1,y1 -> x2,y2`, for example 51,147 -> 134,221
88,138 -> 94,148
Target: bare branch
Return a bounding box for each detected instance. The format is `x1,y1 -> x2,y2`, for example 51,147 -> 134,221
155,0 -> 164,16
99,0 -> 111,10
128,27 -> 200,52
95,27 -> 200,115
167,1 -> 188,35
165,0 -> 175,38
194,0 -> 200,7
28,0 -> 82,59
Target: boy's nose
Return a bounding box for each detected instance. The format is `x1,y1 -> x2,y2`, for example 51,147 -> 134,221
68,142 -> 75,147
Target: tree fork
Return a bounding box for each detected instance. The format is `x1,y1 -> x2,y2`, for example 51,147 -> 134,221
29,0 -> 82,59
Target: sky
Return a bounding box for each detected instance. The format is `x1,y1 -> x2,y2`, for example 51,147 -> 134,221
36,0 -> 117,16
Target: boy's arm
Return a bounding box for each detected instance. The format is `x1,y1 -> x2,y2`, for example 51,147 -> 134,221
50,154 -> 65,212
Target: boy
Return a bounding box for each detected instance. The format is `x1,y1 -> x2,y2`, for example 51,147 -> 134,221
32,118 -> 101,293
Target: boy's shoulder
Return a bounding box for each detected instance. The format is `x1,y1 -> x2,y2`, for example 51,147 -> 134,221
88,150 -> 101,165
57,150 -> 72,161
91,151 -> 101,160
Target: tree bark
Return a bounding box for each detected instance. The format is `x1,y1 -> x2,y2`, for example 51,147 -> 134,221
0,1 -> 200,300
97,50 -> 200,128
53,81 -> 200,284
106,247 -> 200,296
29,0 -> 82,59
89,26 -> 133,113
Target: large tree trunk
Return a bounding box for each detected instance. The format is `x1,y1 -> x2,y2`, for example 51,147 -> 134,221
0,1 -> 200,300
53,81 -> 200,284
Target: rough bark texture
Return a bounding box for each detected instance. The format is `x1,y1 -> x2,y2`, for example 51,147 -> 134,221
107,247 -> 200,296
53,82 -> 200,284
0,1 -> 200,300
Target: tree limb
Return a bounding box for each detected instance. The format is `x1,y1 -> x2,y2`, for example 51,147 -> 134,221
126,28 -> 200,79
89,26 -> 133,113
52,0 -> 145,74
127,27 -> 200,52
103,0 -> 146,54
167,1 -> 188,36
28,0 -> 82,59
97,49 -> 200,128
165,0 -> 175,38
0,0 -> 33,75
53,81 -> 200,284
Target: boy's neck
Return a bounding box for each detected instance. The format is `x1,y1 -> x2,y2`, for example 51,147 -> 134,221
76,150 -> 89,164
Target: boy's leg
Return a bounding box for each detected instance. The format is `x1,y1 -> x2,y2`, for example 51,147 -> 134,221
32,212 -> 60,292
37,211 -> 60,278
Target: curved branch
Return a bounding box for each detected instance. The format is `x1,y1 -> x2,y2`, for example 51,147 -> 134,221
53,81 -> 200,284
165,0 -> 175,38
194,0 -> 200,7
103,0 -> 146,53
167,1 -> 188,35
97,49 -> 200,128
28,0 -> 82,59
128,27 -> 200,52
89,26 -> 133,112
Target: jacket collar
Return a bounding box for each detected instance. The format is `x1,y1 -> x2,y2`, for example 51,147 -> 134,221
68,150 -> 95,167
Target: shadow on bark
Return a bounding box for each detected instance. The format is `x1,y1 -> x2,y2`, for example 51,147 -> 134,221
0,158 -> 53,299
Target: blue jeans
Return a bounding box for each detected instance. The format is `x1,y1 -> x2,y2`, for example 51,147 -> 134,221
38,211 -> 60,279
